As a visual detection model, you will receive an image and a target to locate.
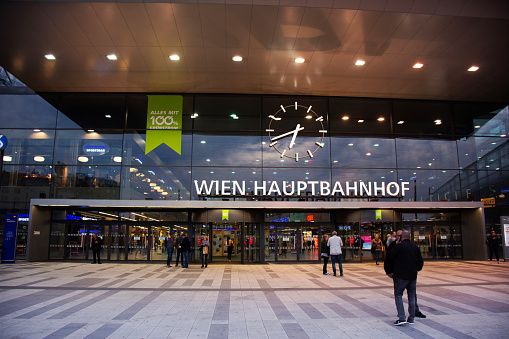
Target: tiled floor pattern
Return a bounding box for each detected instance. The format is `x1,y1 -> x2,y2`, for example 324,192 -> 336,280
0,261 -> 508,338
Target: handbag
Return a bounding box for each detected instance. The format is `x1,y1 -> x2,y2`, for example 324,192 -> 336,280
203,246 -> 209,254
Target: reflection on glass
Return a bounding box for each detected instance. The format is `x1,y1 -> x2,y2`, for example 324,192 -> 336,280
396,138 -> 458,169
330,137 -> 396,168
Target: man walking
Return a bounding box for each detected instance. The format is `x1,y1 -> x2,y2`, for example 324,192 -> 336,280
386,230 -> 423,326
166,233 -> 174,267
327,231 -> 344,276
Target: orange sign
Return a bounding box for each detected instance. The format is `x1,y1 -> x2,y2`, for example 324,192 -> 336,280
481,197 -> 495,208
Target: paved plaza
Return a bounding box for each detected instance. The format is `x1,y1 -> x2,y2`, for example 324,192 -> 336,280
0,260 -> 508,338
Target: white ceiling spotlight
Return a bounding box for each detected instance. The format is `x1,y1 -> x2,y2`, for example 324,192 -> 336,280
232,56 -> 243,62
44,54 -> 56,60
355,60 -> 366,66
169,54 -> 180,61
295,58 -> 305,63
106,54 -> 117,60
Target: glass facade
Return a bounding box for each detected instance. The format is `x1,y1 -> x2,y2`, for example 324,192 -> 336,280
1,92 -> 508,262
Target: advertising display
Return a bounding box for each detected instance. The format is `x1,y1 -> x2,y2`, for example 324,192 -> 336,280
1,214 -> 18,263
361,235 -> 372,250
502,216 -> 509,260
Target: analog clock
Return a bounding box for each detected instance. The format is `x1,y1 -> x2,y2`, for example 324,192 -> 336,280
266,102 -> 327,161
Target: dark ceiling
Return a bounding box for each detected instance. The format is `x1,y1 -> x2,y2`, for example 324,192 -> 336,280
1,0 -> 509,102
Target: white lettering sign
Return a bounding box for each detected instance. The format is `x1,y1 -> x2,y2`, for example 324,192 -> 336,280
194,180 -> 411,197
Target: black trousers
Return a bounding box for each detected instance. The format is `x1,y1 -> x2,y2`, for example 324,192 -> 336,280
322,256 -> 329,274
176,249 -> 183,265
92,249 -> 101,263
489,246 -> 500,261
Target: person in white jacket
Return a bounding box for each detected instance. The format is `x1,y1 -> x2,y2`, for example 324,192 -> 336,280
327,231 -> 344,276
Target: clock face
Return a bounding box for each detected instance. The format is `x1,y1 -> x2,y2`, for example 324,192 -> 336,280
266,102 -> 327,161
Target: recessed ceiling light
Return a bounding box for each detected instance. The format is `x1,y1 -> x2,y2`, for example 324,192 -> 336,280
397,121 -> 404,124
468,66 -> 479,72
87,129 -> 94,132
105,115 -> 111,118
342,116 -> 349,120
366,153 -> 371,156
413,63 -> 424,69
191,113 -> 198,118
434,119 -> 442,125
34,156 -> 45,162
78,156 -> 89,163
3,156 -> 12,162
232,56 -> 243,62
474,125 -> 481,128
33,129 -> 41,132
348,143 -> 354,146
170,54 -> 180,61
377,117 -> 385,121
45,54 -> 56,60
201,141 -> 206,144
355,60 -> 365,66
106,54 -> 117,60
113,156 -> 122,163
357,119 -> 364,123
295,58 -> 305,63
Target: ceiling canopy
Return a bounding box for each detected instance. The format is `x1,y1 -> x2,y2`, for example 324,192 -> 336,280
1,0 -> 509,102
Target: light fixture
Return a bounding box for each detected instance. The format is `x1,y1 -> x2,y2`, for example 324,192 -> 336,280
191,113 -> 198,118
342,116 -> 349,120
295,58 -> 305,63
377,117 -> 385,121
413,63 -> 424,69
434,119 -> 442,125
232,56 -> 243,62
105,115 -> 112,118
106,54 -> 117,60
45,54 -> 56,60
162,192 -> 168,195
501,134 -> 506,137
33,129 -> 41,132
170,54 -> 180,61
157,189 -> 164,192
78,156 -> 89,163
206,159 -> 211,162
355,60 -> 365,66
34,156 -> 45,162
3,156 -> 12,162
348,143 -> 354,146
113,156 -> 122,163
201,140 -> 206,144
150,183 -> 156,187
357,119 -> 364,123
397,121 -> 404,124
230,114 -> 239,119
154,186 -> 160,190
373,144 -> 379,147
87,129 -> 94,132
366,153 -> 371,156
468,66 -> 479,72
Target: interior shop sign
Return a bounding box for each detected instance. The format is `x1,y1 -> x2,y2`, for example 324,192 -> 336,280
194,180 -> 410,197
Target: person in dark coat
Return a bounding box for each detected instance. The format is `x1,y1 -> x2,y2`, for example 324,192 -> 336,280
90,233 -> 102,264
487,230 -> 500,264
386,230 -> 423,326
321,234 -> 330,275
175,232 -> 184,267
181,234 -> 191,268
166,233 -> 174,267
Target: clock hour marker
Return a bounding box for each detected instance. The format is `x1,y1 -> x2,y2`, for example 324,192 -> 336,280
268,115 -> 281,121
280,150 -> 286,157
295,153 -> 299,161
316,116 -> 323,122
270,141 -> 278,147
307,106 -> 312,113
295,102 -> 298,110
319,130 -> 327,133
307,150 -> 313,158
280,105 -> 286,112
316,142 -> 324,148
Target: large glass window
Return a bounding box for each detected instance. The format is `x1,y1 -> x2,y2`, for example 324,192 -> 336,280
398,169 -> 461,202
329,98 -> 392,135
0,129 -> 55,165
0,94 -> 57,128
396,138 -> 458,169
192,133 -> 262,167
393,101 -> 452,136
54,165 -> 120,200
330,136 -> 396,168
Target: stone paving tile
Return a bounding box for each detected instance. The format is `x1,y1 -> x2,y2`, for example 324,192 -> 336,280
0,261 -> 508,338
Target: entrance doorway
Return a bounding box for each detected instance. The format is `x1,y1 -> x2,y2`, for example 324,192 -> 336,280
412,223 -> 462,259
210,222 -> 241,262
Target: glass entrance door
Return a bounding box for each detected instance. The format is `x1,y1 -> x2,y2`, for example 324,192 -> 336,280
300,226 -> 319,261
128,225 -> 148,260
110,224 -> 126,260
413,224 -> 462,259
244,223 -> 259,263
277,225 -> 298,261
211,222 -> 240,261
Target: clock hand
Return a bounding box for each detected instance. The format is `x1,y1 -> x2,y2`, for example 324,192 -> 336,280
271,125 -> 305,142
289,124 -> 301,149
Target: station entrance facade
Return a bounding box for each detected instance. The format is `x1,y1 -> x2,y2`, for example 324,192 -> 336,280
26,200 -> 486,263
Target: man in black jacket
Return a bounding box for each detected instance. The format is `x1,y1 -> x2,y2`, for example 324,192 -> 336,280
386,230 -> 423,326
90,233 -> 102,264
